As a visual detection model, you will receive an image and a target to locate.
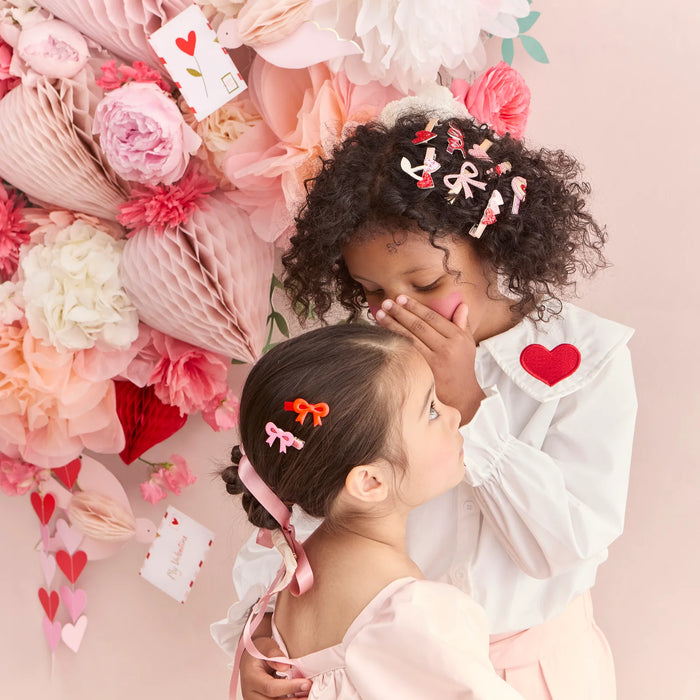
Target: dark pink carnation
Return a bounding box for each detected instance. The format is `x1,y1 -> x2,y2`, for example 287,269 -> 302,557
96,59 -> 171,93
0,183 -> 29,282
117,168 -> 216,235
0,454 -> 45,496
451,62 -> 531,139
0,39 -> 20,100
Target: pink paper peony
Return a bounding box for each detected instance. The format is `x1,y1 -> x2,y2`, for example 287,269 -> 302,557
147,331 -> 229,415
0,182 -> 29,282
93,82 -> 202,185
0,453 -> 46,496
0,322 -> 125,468
96,59 -> 171,93
451,62 -> 530,139
16,19 -> 89,80
117,167 -> 216,236
201,388 -> 240,432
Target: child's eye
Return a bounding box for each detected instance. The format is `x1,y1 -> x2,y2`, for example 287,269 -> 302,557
429,401 -> 439,421
413,278 -> 441,293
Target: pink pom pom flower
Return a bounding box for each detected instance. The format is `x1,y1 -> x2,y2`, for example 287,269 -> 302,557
96,59 -> 171,93
0,182 -> 29,282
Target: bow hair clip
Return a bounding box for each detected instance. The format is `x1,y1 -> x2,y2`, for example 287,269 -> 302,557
265,422 -> 304,453
284,398 -> 329,427
443,161 -> 487,203
469,190 -> 504,239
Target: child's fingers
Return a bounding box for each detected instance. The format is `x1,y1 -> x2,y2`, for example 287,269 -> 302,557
374,305 -> 432,355
250,676 -> 311,699
376,297 -> 449,349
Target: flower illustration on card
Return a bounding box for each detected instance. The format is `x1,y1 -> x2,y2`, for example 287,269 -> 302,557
176,30 -> 208,97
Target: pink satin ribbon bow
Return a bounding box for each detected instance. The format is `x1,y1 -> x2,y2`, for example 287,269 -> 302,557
265,421 -> 304,453
443,160 -> 487,200
284,398 -> 329,427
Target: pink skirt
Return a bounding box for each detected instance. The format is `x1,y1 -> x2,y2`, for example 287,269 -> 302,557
489,592 -> 616,700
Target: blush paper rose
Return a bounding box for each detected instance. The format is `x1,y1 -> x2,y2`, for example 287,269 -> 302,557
451,61 -> 530,139
93,82 -> 202,185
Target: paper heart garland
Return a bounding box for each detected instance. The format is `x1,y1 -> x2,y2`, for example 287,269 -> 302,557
56,550 -> 88,584
52,459 -> 82,490
60,586 -> 87,624
55,519 -> 84,555
61,615 -> 88,653
31,492 -> 56,526
39,552 -> 57,587
42,617 -> 62,652
120,191 -> 275,362
520,343 -> 582,386
114,382 -> 188,465
38,588 -> 59,622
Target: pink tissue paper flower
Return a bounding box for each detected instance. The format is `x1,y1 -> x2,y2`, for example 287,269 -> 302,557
96,59 -> 171,93
201,388 -> 240,432
451,61 -> 530,139
93,82 -> 202,185
117,167 -> 216,236
0,453 -> 46,496
147,331 -> 229,415
16,19 -> 89,80
0,182 -> 29,282
139,478 -> 167,505
139,454 -> 196,504
0,39 -> 20,100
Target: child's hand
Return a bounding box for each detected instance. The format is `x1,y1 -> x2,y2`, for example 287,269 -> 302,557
240,636 -> 311,699
375,295 -> 486,425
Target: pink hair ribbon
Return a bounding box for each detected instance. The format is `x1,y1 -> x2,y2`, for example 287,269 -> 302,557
230,451 -> 314,697
265,422 -> 304,453
284,398 -> 329,427
443,161 -> 487,202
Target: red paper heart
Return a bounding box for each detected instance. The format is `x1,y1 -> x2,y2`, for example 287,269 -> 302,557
31,492 -> 56,525
115,381 -> 188,464
52,458 -> 81,489
56,550 -> 87,584
416,172 -> 434,189
520,343 -> 581,386
175,30 -> 197,56
38,588 -> 59,621
412,129 -> 436,144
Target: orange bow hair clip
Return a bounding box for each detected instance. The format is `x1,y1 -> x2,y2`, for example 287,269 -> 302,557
284,398 -> 329,427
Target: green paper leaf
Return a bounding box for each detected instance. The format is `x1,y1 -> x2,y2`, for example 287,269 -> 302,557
517,11 -> 540,34
262,341 -> 280,354
271,311 -> 290,338
520,35 -> 549,63
186,68 -> 202,77
501,38 -> 514,65
271,273 -> 285,291
230,358 -> 247,365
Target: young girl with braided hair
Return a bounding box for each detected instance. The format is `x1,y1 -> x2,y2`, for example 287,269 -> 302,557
213,323 -> 522,699
221,108 -> 637,699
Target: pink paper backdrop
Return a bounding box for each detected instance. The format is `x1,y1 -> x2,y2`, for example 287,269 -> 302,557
1,2 -> 699,698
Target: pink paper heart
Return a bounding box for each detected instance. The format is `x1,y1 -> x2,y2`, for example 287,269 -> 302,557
40,524 -> 50,553
61,615 -> 88,653
55,519 -> 84,555
60,586 -> 87,624
42,617 -> 62,652
39,551 -> 57,587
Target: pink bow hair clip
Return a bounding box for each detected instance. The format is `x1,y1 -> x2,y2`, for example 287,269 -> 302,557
443,161 -> 487,203
265,422 -> 304,454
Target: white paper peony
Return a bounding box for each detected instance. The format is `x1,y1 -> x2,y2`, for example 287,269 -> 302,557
19,220 -> 138,352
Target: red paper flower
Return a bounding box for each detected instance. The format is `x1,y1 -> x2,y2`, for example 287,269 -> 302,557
0,182 -> 29,282
117,168 -> 216,236
451,62 -> 531,139
96,59 -> 171,93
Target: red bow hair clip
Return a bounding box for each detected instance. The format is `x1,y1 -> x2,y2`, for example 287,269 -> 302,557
284,398 -> 329,427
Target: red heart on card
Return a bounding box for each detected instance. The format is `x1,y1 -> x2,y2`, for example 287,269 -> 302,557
171,518 -> 179,525
115,381 -> 188,465
38,588 -> 59,622
52,458 -> 81,489
412,129 -> 436,144
175,30 -> 197,56
31,492 -> 56,525
520,343 -> 581,386
56,550 -> 87,584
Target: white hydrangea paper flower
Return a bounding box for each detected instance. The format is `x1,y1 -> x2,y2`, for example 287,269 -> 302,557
19,220 -> 139,352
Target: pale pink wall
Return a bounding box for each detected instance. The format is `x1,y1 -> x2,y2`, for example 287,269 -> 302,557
2,2 -> 699,699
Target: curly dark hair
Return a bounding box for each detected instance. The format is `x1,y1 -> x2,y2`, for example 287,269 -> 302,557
282,112 -> 608,322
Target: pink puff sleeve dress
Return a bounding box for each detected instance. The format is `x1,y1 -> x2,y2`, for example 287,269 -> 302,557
272,577 -> 523,700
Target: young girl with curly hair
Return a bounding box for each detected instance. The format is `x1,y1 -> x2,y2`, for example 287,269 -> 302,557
223,109 -> 637,699
213,324 -> 522,699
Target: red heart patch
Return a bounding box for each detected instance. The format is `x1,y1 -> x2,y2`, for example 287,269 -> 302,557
175,30 -> 197,56
38,588 -> 60,621
52,458 -> 81,490
520,344 -> 581,386
412,129 -> 436,144
31,492 -> 56,525
56,550 -> 88,584
115,381 -> 188,465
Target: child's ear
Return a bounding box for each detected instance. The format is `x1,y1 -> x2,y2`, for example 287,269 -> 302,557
344,462 -> 391,504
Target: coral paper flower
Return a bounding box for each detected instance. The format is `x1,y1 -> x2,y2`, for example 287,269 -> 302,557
201,388 -> 240,432
93,82 -> 202,185
0,323 -> 125,468
451,61 -> 531,139
117,168 -> 216,236
140,478 -> 167,505
0,453 -> 46,496
19,220 -> 139,352
96,59 -> 171,93
158,454 -> 196,495
0,182 -> 29,282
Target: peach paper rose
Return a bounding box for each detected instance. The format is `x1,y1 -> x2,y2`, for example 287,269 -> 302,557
451,61 -> 530,139
93,82 -> 202,185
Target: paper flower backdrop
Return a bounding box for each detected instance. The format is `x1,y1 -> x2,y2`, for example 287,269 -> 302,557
0,0 -> 543,656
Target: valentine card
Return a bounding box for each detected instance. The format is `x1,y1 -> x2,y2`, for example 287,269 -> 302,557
139,506 -> 215,603
148,4 -> 247,121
